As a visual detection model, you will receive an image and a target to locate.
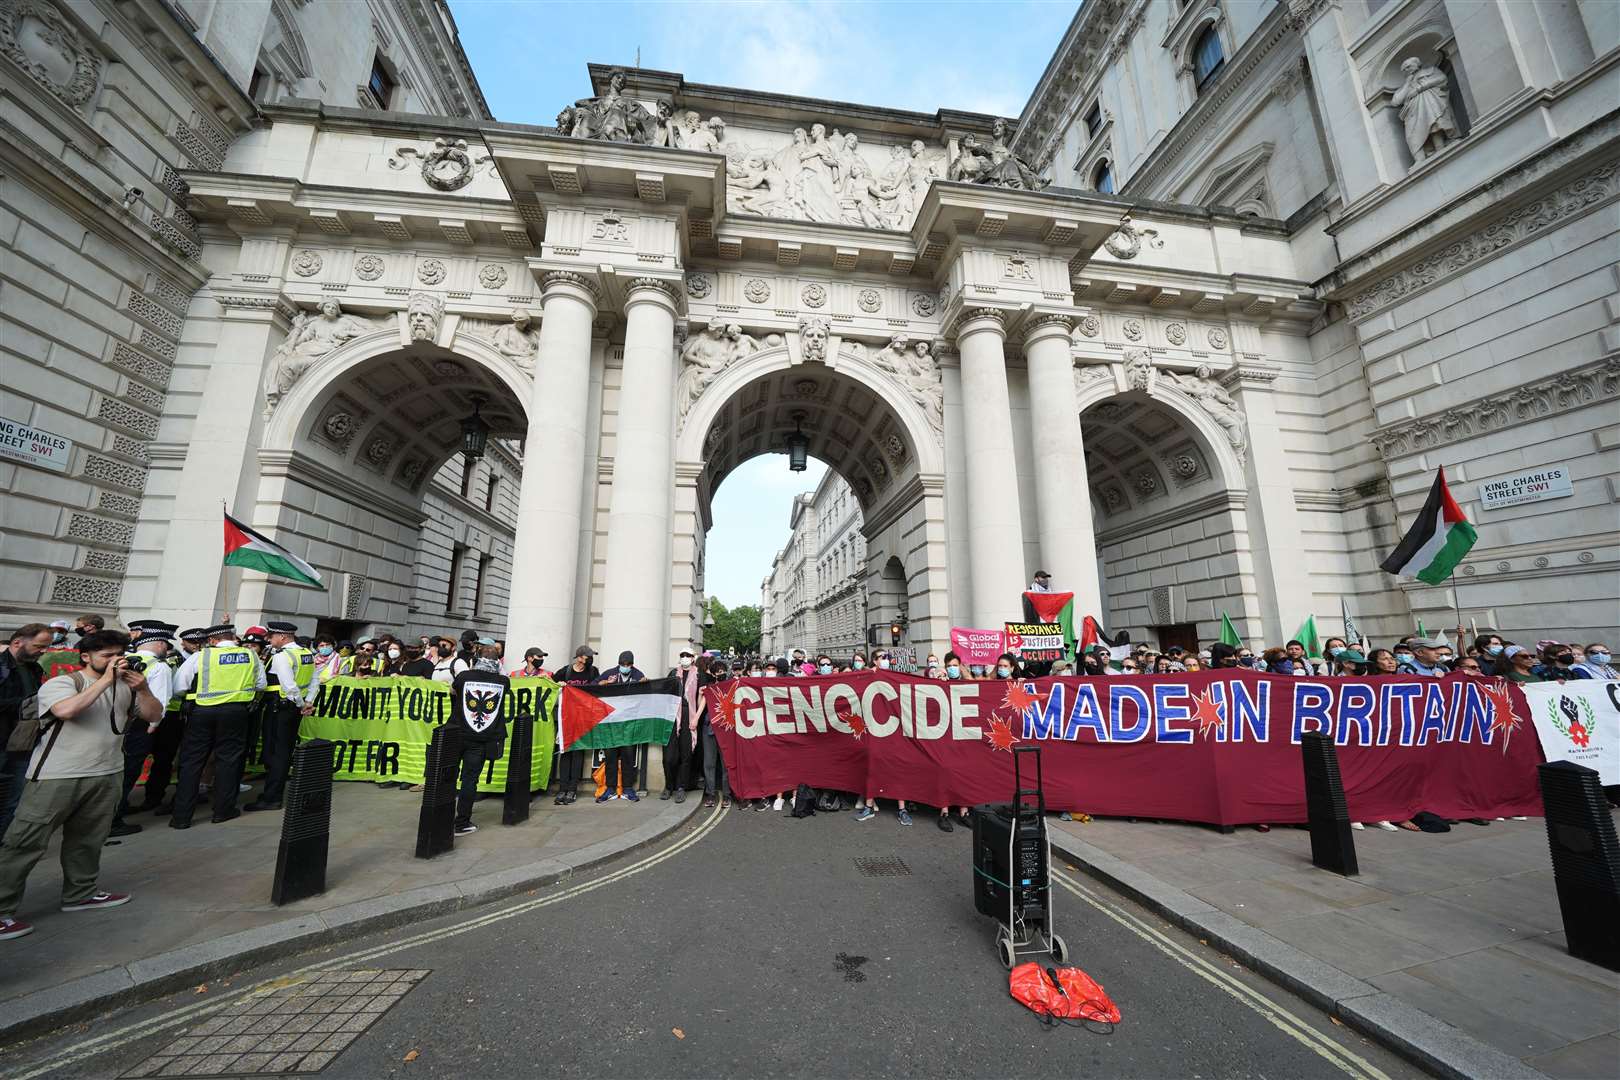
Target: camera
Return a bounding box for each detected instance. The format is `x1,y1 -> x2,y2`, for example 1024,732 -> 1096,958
121,653 -> 147,673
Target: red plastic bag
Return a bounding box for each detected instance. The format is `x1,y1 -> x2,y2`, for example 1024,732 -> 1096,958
1009,962 -> 1121,1025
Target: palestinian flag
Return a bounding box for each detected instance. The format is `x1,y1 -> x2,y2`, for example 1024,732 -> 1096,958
1078,615 -> 1131,662
1380,467 -> 1477,585
223,512 -> 323,587
1022,591 -> 1075,657
559,678 -> 680,751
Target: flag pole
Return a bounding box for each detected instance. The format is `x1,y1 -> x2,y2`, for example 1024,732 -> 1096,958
1448,570 -> 1465,642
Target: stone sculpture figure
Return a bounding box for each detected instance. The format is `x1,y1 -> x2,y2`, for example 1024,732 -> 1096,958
566,69 -> 655,144
1391,58 -> 1459,161
871,336 -> 944,440
490,309 -> 539,369
798,315 -> 832,363
406,292 -> 444,342
1165,365 -> 1248,463
649,100 -> 677,147
977,119 -> 1049,190
677,317 -> 758,426
262,300 -> 373,418
795,124 -> 845,223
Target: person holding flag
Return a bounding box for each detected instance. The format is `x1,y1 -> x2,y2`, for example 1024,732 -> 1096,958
1380,466 -> 1478,585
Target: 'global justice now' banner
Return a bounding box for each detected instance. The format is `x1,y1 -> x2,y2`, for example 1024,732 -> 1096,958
300,675 -> 559,792
704,671 -> 1545,825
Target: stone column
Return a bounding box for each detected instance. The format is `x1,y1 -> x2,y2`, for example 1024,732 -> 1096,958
1224,366 -> 1312,646
598,278 -> 680,669
503,272 -> 598,656
1024,314 -> 1103,619
954,308 -> 1028,628
1294,2 -> 1399,203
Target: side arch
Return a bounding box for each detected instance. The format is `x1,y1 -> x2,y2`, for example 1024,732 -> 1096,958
1074,374 -> 1247,491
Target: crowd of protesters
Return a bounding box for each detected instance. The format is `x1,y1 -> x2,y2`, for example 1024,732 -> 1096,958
0,609 -> 1611,943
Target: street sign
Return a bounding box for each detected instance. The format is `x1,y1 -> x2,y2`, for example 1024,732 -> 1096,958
0,415 -> 72,472
1478,464 -> 1573,511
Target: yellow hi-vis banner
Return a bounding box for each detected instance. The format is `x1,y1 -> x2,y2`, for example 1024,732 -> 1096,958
299,675 -> 558,792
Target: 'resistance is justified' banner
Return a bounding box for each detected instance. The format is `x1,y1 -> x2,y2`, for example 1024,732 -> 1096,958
300,675 -> 558,792
704,671 -> 1545,825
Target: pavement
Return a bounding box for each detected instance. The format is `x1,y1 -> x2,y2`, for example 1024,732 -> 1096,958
1048,813 -> 1619,1080
0,779 -> 697,1042
4,801 -> 1420,1080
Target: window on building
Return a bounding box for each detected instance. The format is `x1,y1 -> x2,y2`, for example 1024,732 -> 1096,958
248,66 -> 269,103
1193,26 -> 1225,92
473,553 -> 489,616
1083,101 -> 1103,138
459,457 -> 474,499
446,543 -> 466,613
484,474 -> 499,513
1093,159 -> 1115,195
367,54 -> 394,109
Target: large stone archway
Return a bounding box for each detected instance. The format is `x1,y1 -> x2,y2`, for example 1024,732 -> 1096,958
671,342 -> 951,659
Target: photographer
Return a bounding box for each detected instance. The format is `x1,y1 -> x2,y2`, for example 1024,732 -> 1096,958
0,630 -> 161,941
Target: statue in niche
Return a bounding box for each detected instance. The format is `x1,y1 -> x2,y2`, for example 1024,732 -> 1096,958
1163,365 -> 1248,463
870,336 -> 944,440
677,317 -> 758,426
798,315 -> 832,363
563,69 -> 656,144
1392,57 -> 1459,161
490,309 -> 539,369
262,300 -> 373,418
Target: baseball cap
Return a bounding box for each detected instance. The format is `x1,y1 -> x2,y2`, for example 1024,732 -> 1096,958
618,650 -> 634,665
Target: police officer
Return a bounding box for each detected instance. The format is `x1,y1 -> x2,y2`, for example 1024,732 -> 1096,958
246,621 -> 315,812
140,626 -> 206,814
169,624 -> 265,828
240,625 -> 270,767
109,621 -> 177,836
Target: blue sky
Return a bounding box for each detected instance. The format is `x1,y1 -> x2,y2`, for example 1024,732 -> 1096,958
451,0 -> 1076,606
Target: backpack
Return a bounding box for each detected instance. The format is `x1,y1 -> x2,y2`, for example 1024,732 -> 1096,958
816,789 -> 844,813
790,783 -> 817,818
1008,963 -> 1121,1028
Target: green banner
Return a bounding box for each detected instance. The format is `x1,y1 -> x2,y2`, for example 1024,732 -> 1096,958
300,675 -> 558,793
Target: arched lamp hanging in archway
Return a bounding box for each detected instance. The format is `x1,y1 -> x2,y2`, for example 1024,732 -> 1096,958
460,392 -> 491,463
785,411 -> 809,472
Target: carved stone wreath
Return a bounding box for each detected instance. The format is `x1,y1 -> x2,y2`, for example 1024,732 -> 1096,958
292,250 -> 323,278
1208,327 -> 1229,349
363,436 -> 393,466
419,138 -> 475,191
910,293 -> 938,318
400,459 -> 425,486
801,283 -> 827,309
417,259 -> 447,286
1078,314 -> 1101,338
1171,453 -> 1198,478
322,412 -> 356,446
857,288 -> 882,313
478,264 -> 508,290
1122,319 -> 1144,342
884,432 -> 906,462
1166,322 -> 1187,346
685,272 -> 713,299
0,0 -> 103,110
354,254 -> 386,281
792,379 -> 820,398
1135,470 -> 1158,495
743,278 -> 770,303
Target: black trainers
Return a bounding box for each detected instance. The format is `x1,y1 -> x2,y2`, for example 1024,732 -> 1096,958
108,821 -> 143,837
454,823 -> 477,836
243,801 -> 282,813
660,789 -> 673,801
673,788 -> 686,804
936,814 -> 953,833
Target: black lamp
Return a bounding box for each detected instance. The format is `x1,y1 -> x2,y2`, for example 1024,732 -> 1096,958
785,411 -> 809,472
460,393 -> 490,462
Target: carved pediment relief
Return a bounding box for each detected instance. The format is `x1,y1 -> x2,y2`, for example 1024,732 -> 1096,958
1,0 -> 102,111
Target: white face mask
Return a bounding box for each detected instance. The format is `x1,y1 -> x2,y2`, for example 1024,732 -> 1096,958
388,648 -> 401,659
679,656 -> 692,668
877,658 -> 890,670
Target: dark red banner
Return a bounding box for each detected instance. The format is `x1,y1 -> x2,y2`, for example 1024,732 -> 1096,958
705,671 -> 1543,825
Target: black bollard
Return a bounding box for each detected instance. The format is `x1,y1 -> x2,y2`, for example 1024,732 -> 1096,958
1537,760 -> 1620,971
271,738 -> 333,906
415,724 -> 462,859
1300,731 -> 1358,876
503,714 -> 533,826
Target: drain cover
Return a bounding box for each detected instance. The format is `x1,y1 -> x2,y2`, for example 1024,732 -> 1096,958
122,969 -> 428,1077
854,856 -> 911,877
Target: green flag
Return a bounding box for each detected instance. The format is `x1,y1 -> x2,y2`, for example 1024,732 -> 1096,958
1416,618 -> 1427,638
1218,612 -> 1242,648
1294,615 -> 1322,658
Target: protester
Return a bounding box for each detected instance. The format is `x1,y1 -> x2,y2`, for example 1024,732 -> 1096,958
313,634 -> 344,681
701,657 -> 731,808
430,636 -> 468,684
551,647 -> 597,805
472,638 -> 502,673
662,648 -> 704,804
1028,570 -> 1052,593
511,648 -> 551,679
73,615 -> 104,640
0,624 -> 54,839
1575,643 -> 1617,680
448,659 -> 511,836
1534,642 -> 1591,681
595,651 -> 643,802
0,630 -> 160,941
1500,645 -> 1543,683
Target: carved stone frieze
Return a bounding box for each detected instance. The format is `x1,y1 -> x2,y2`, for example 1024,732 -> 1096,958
291,250 -> 323,277
948,118 -> 1047,191
868,336 -> 944,443
1160,364 -> 1249,465
354,254 -> 386,281
685,272 -> 713,298
387,137 -> 486,191
1369,356 -> 1620,459
263,300 -> 377,418
416,259 -> 446,286
1123,347 -> 1153,391
676,317 -> 759,429
478,264 -> 508,290
0,0 -> 102,110
1103,215 -> 1162,260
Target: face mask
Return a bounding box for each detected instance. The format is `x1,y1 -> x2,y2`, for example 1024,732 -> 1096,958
764,669 -> 777,677
877,658 -> 890,670
317,645 -> 333,657
438,646 -> 453,657
614,665 -> 629,675
679,656 -> 692,668
749,670 -> 762,677
51,632 -> 65,644
818,663 -> 832,675
1486,644 -> 1503,656
1590,652 -> 1611,664
1555,653 -> 1575,665
1395,653 -> 1412,663
946,665 -> 961,679
852,660 -> 864,670
388,648 -> 401,659
996,665 -> 1013,678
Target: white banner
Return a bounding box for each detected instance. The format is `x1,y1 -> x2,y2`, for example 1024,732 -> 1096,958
1521,680 -> 1620,784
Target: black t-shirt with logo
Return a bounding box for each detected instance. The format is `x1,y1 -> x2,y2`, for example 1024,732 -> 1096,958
449,669 -> 510,746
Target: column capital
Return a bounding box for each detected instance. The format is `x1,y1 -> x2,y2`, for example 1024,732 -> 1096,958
1024,313 -> 1075,345
540,270 -> 601,309
956,307 -> 1008,339
623,276 -> 682,312
214,291 -> 299,326
1221,364 -> 1280,391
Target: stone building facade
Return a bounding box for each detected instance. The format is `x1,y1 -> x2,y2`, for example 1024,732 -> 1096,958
759,471 -> 867,659
0,0 -> 1614,662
